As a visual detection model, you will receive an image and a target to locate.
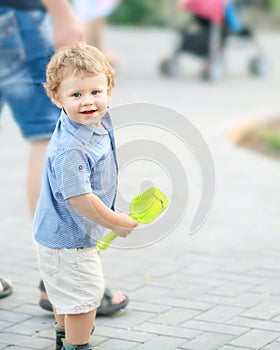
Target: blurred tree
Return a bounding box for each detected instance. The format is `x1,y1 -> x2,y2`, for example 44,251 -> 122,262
109,0 -> 173,26
108,0 -> 280,27
269,0 -> 280,12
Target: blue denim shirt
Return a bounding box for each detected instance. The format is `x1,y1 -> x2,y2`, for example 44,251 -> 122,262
33,110 -> 118,248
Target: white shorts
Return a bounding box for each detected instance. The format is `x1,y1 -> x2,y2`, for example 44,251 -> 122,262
72,0 -> 121,21
36,243 -> 104,314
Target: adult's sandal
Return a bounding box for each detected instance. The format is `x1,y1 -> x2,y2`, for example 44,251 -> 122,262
39,281 -> 129,316
0,278 -> 13,299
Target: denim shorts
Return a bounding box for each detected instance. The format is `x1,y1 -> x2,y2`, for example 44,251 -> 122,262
0,7 -> 60,141
36,243 -> 105,314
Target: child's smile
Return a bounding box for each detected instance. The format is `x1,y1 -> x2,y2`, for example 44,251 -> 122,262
54,73 -> 111,127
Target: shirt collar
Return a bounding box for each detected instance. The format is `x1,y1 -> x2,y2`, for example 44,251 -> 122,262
60,110 -> 110,144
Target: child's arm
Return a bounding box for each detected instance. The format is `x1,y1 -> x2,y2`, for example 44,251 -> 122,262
68,194 -> 138,237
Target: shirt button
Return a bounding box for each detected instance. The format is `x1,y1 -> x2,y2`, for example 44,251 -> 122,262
79,165 -> 83,170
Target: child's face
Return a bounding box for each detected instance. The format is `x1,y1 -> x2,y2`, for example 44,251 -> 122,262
54,73 -> 111,127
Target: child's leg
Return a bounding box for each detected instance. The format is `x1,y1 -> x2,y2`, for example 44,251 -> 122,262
65,310 -> 96,345
54,309 -> 96,350
54,308 -> 66,350
54,308 -> 65,327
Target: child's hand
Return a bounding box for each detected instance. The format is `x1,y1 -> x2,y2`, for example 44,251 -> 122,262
113,213 -> 138,237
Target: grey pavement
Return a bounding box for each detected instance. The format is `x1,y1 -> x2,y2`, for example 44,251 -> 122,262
1,26 -> 280,350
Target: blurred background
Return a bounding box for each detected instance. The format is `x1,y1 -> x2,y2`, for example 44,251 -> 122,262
109,0 -> 280,28
1,2 -> 280,348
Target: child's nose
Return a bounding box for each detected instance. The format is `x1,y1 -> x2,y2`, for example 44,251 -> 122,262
83,94 -> 94,105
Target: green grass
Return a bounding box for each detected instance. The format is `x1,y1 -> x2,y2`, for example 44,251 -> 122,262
260,129 -> 280,151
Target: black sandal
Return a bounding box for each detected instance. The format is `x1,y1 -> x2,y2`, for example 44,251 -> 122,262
39,281 -> 129,316
39,280 -> 53,311
0,278 -> 13,299
97,288 -> 129,316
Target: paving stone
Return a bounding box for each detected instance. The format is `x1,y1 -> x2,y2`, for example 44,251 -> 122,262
227,316 -> 280,332
169,272 -> 224,287
220,259 -> 262,274
21,336 -> 54,349
165,283 -> 214,299
272,314 -> 280,322
181,262 -> 223,276
241,302 -> 280,320
125,285 -> 170,301
0,332 -> 52,349
101,309 -> 156,328
149,307 -> 201,326
129,300 -> 171,314
0,310 -> 33,323
12,304 -> 47,315
133,335 -> 186,349
1,347 -> 35,350
96,325 -> 155,343
229,329 -> 279,349
133,322 -> 201,339
4,316 -> 51,336
181,319 -> 249,336
197,292 -> 262,309
195,305 -> 245,323
206,271 -> 264,285
0,344 -> 8,350
150,297 -> 213,311
179,332 -> 234,350
217,346 -> 252,350
92,338 -> 138,349
251,267 -> 280,279
263,342 -> 280,350
1,28 -> 280,350
209,282 -> 255,298
0,321 -> 13,332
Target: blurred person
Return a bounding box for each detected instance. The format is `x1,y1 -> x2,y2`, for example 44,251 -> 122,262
33,43 -> 138,350
175,0 -> 253,79
179,0 -> 251,35
0,0 -> 130,316
72,0 -> 121,65
0,0 -> 84,300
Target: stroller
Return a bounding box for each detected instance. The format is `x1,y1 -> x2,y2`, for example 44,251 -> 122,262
160,0 -> 269,81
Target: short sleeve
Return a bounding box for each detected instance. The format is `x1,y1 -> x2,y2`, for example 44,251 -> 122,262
52,149 -> 94,199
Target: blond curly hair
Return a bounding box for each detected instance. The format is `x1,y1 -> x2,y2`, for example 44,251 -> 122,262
44,43 -> 116,100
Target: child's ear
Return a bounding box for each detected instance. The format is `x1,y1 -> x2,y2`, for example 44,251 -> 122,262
107,87 -> 112,103
51,93 -> 63,108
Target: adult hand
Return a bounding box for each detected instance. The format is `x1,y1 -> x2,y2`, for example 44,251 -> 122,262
42,0 -> 86,49
52,11 -> 86,49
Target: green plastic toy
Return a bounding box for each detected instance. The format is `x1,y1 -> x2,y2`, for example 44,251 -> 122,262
97,187 -> 169,250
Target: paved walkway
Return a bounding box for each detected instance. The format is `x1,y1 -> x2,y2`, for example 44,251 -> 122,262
0,27 -> 280,350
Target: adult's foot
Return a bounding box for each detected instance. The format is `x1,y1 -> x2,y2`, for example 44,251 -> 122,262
39,281 -> 129,316
97,288 -> 129,316
0,278 -> 13,299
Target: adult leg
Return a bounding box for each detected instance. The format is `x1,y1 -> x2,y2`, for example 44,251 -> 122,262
85,17 -> 105,49
0,93 -> 13,299
40,280 -> 129,316
85,18 -> 118,65
27,139 -> 49,216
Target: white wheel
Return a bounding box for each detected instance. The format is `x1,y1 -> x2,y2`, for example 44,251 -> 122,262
249,57 -> 269,76
202,62 -> 224,81
159,57 -> 179,77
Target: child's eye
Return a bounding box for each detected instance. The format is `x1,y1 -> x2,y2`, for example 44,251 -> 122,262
73,93 -> 81,97
92,90 -> 99,95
